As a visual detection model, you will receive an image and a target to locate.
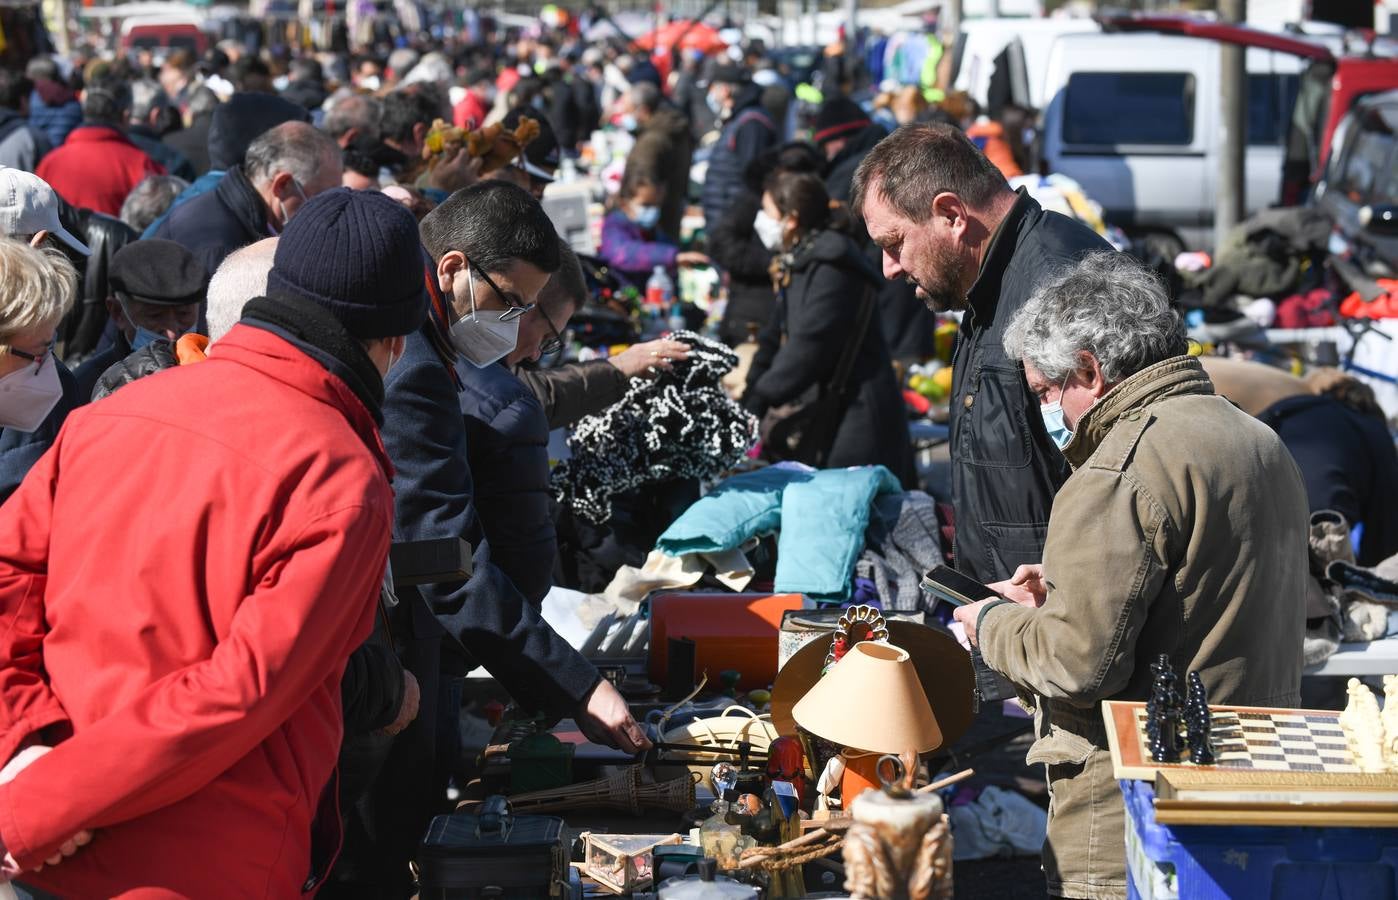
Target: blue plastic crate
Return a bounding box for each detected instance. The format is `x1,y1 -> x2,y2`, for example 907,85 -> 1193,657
1122,778 -> 1398,900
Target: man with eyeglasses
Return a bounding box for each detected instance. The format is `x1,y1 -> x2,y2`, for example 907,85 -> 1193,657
152,120 -> 343,275
327,181 -> 649,898
510,250 -> 692,431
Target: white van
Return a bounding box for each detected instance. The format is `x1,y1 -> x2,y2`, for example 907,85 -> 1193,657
1039,32 -> 1307,254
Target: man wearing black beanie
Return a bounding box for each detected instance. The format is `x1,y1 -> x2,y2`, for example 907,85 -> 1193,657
0,189 -> 426,898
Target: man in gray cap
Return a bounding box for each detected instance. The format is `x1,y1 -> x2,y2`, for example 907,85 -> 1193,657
72,238 -> 207,401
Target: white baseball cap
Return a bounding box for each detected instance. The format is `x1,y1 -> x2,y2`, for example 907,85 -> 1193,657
0,168 -> 90,256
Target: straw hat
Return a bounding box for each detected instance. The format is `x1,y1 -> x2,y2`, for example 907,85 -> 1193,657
771,621 -> 975,753
791,642 -> 942,754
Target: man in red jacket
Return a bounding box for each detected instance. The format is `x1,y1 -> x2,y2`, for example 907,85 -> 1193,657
0,188 -> 427,898
36,80 -> 164,216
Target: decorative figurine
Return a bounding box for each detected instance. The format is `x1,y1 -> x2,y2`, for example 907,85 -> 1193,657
843,756 -> 953,900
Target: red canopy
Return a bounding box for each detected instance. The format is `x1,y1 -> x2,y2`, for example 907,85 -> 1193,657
635,20 -> 727,55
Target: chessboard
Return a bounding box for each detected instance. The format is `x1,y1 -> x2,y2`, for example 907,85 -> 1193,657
1103,700 -> 1371,782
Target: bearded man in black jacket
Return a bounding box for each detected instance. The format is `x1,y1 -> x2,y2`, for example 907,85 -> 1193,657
853,123 -> 1112,584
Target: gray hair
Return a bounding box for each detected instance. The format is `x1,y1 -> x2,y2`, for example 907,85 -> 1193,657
322,92 -> 382,143
207,237 -> 277,342
1003,252 -> 1187,384
120,174 -> 190,233
244,120 -> 340,188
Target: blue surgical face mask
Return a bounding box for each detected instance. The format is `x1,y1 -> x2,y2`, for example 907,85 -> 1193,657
706,90 -> 725,116
1040,375 -> 1073,450
619,113 -> 639,133
633,204 -> 660,229
119,296 -> 177,352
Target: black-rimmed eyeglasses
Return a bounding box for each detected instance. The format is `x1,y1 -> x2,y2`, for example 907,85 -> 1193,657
465,255 -> 535,322
8,341 -> 52,375
539,311 -> 566,357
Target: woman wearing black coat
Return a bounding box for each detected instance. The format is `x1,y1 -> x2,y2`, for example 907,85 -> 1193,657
743,171 -> 913,484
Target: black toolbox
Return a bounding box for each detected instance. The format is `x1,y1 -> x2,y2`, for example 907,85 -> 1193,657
417,797 -> 575,899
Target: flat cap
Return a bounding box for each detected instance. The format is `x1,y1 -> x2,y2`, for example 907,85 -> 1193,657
110,240 -> 208,306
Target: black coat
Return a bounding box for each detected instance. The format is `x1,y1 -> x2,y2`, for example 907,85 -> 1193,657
950,189 -> 1112,583
744,229 -> 912,483
1258,394 -> 1398,567
701,84 -> 778,228
55,202 -> 138,365
824,124 -> 938,364
150,165 -> 268,275
162,113 -> 213,177
459,359 -> 557,605
707,191 -> 775,346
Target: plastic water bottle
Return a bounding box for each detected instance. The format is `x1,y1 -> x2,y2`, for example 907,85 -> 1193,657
668,302 -> 686,335
646,265 -> 674,309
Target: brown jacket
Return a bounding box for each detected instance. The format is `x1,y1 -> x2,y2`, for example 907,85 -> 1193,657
978,356 -> 1309,897
623,105 -> 694,238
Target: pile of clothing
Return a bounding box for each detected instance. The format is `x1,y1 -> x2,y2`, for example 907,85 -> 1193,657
552,331 -> 758,524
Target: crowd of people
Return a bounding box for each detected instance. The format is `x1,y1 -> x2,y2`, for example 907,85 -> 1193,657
0,14 -> 1386,900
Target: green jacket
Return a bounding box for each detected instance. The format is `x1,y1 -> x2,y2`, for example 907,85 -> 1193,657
979,355 -> 1308,750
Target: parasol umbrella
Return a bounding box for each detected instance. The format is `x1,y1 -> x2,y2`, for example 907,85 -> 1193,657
634,20 -> 727,56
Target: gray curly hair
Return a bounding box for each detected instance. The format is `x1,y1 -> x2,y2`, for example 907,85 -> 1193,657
1003,252 -> 1187,384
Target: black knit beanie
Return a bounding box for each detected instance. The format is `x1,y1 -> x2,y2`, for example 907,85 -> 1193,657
813,96 -> 871,146
266,188 -> 429,339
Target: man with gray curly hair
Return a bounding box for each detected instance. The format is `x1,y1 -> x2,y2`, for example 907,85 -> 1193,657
953,252 -> 1310,900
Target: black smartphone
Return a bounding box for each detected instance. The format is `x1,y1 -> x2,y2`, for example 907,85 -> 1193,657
919,565 -> 999,608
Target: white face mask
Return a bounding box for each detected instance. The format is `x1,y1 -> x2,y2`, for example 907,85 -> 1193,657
754,209 -> 786,252
0,351 -> 63,432
447,264 -> 521,368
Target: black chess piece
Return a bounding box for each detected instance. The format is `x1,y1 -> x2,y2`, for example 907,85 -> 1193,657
1149,656 -> 1183,763
1147,655 -> 1169,748
1185,671 -> 1215,764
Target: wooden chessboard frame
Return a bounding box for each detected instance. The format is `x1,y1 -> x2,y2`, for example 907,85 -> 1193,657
1102,699 -> 1398,784
1153,770 -> 1398,827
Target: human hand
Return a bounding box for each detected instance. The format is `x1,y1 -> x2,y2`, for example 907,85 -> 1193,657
0,746 -> 93,873
575,679 -> 652,753
377,670 -> 420,737
952,598 -> 999,649
608,338 -> 691,380
676,251 -> 711,268
427,147 -> 483,194
988,564 -> 1048,609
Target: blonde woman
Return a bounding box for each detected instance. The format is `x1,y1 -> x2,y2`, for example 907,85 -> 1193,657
0,237 -> 78,502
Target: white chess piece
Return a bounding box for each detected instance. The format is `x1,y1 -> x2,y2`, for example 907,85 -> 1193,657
1382,675 -> 1398,770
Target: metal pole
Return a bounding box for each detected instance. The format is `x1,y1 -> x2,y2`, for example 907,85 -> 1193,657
845,0 -> 857,46
1216,0 -> 1247,249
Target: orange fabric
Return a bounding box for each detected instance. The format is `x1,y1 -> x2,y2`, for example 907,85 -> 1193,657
175,332 -> 209,365
965,121 -> 1023,179
1339,277 -> 1398,320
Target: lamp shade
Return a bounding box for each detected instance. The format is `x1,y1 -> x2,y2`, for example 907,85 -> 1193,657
791,641 -> 942,754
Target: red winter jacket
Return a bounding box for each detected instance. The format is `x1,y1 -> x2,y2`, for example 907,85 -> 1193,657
36,125 -> 165,216
0,324 -> 394,898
